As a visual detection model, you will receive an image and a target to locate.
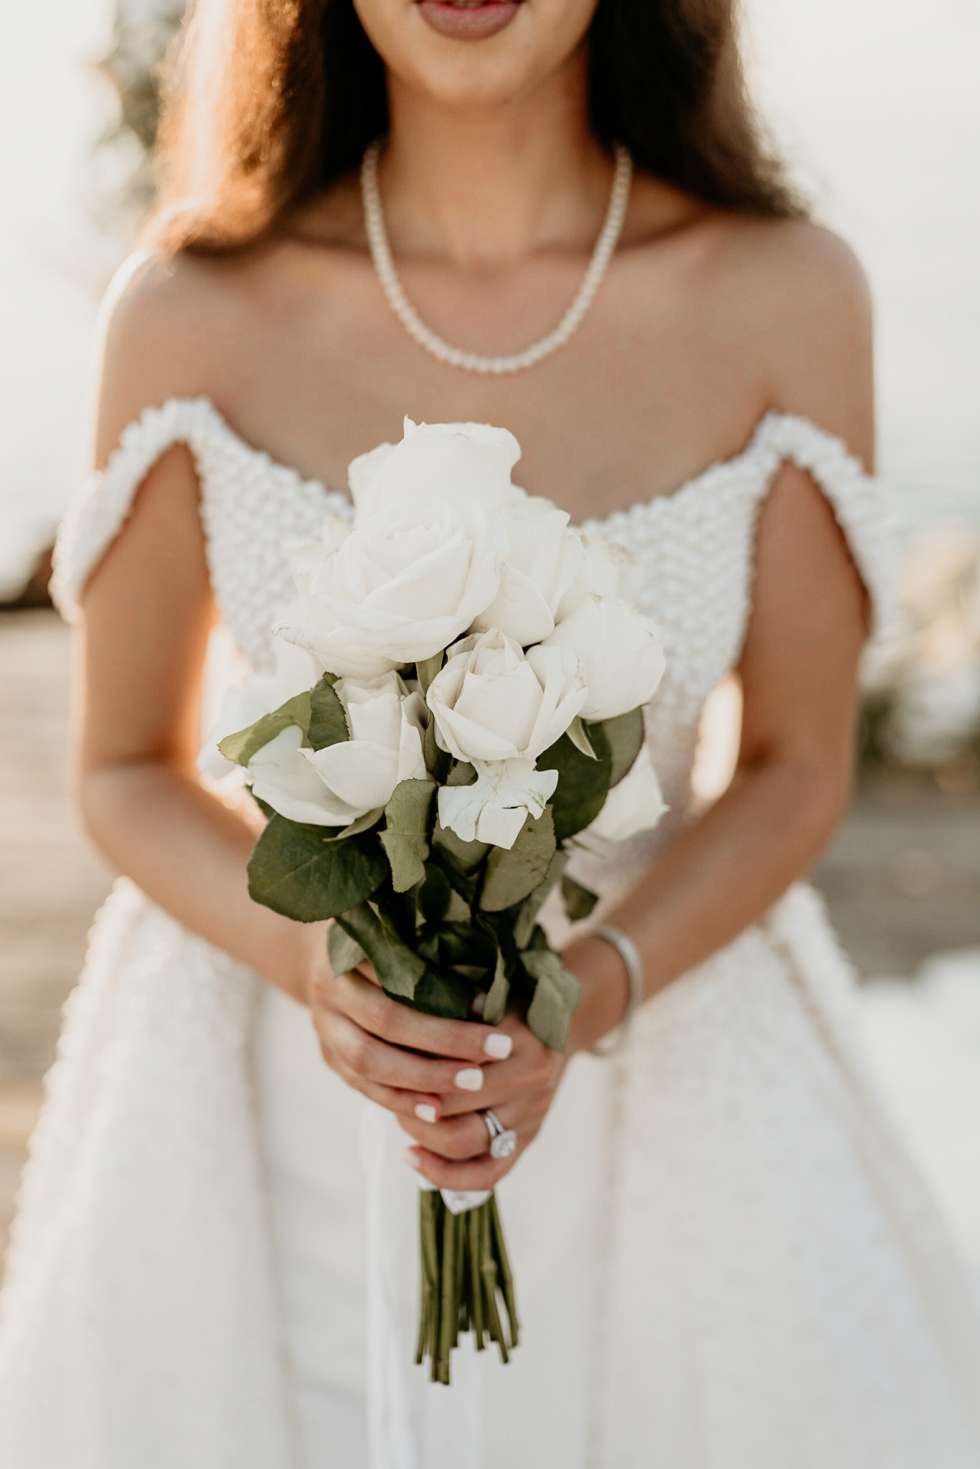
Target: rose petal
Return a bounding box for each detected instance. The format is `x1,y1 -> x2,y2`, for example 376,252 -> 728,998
437,759 -> 558,851
249,728 -> 357,826
304,740 -> 400,814
543,596 -> 666,721
579,745 -> 668,847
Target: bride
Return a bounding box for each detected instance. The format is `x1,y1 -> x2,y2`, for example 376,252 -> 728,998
2,0 -> 979,1464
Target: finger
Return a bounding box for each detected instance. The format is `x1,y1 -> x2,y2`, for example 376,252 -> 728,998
331,969 -> 513,1065
341,1071 -> 445,1124
407,1135 -> 534,1191
397,1101 -> 531,1161
330,1012 -> 490,1097
435,1049 -> 562,1118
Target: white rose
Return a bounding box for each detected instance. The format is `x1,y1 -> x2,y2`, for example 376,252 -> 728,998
275,420 -> 520,676
542,596 -> 666,721
555,532 -> 643,619
197,641 -> 318,782
249,673 -> 427,827
437,759 -> 559,851
348,416 -> 522,517
470,496 -> 584,645
578,745 -> 668,849
426,628 -> 586,765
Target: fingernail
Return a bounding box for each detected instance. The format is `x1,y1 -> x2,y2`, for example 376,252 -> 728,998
454,1067 -> 484,1092
414,1103 -> 438,1124
483,1033 -> 512,1060
406,1150 -> 422,1170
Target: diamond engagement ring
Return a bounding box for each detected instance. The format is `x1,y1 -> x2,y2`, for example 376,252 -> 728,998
482,1109 -> 517,1161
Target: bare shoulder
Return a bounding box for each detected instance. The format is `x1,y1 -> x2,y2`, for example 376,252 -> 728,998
728,216 -> 874,362
93,246 -> 245,462
711,215 -> 877,466
728,216 -> 872,306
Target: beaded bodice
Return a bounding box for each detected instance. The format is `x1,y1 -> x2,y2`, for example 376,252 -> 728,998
51,395 -> 891,892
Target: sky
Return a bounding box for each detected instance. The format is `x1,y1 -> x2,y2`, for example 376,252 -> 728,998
1,0 -> 978,595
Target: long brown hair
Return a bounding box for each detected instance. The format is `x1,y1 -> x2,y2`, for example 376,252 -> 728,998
149,0 -> 809,254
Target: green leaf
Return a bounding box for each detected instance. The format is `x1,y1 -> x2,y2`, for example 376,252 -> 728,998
445,888 -> 471,924
479,808 -> 557,913
482,951 -> 510,1026
537,724 -> 612,840
418,921 -> 496,976
380,778 -> 436,893
322,807 -> 384,842
432,822 -> 489,873
566,717 -> 598,760
560,873 -> 600,923
524,948 -> 581,1051
335,901 -> 426,1000
602,707 -> 645,787
415,651 -> 444,696
218,690 -> 312,767
411,968 -> 475,1021
247,816 -> 386,921
327,922 -> 366,976
513,851 -> 568,949
307,676 -> 350,751
417,865 -> 452,925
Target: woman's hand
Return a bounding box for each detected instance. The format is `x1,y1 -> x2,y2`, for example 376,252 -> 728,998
306,941 -> 515,1125
399,932 -> 631,1190
398,1009 -> 569,1190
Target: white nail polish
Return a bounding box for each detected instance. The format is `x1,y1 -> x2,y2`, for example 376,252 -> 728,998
454,1067 -> 484,1092
414,1103 -> 437,1124
483,1033 -> 512,1060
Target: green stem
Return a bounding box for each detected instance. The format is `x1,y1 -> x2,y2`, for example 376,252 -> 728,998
490,1192 -> 521,1348
468,1207 -> 485,1349
414,1193 -> 520,1380
479,1204 -> 510,1364
437,1208 -> 458,1384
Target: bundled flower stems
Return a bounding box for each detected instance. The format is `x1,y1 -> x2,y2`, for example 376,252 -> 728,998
201,417 -> 667,1383
417,1188 -> 519,1382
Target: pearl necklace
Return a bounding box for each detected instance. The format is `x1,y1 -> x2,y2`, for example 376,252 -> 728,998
360,137 -> 633,375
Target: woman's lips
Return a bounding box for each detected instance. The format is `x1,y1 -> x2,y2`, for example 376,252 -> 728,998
416,1 -> 523,42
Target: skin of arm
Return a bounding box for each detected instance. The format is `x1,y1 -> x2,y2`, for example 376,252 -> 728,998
75,257 -> 514,1124
401,222 -> 880,1188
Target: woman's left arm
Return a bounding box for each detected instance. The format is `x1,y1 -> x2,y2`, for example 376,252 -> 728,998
403,225 -> 879,1189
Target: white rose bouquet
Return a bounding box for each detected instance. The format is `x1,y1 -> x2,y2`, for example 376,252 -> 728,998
202,417 -> 667,1383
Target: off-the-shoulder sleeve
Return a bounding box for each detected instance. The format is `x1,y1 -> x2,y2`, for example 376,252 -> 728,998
750,411 -> 899,667
49,396 -> 221,622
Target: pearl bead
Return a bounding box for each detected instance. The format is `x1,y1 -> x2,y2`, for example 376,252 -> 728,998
360,136 -> 633,376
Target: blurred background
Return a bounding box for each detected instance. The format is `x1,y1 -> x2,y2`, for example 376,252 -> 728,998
1,1 -> 978,1270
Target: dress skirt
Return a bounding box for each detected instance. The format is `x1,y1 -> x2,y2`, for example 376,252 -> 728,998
251,884 -> 980,1469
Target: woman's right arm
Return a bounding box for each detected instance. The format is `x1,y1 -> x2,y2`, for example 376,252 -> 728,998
74,259 -> 500,1120
74,261 -> 320,1002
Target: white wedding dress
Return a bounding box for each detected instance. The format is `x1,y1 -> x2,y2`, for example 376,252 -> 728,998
1,397 -> 978,1468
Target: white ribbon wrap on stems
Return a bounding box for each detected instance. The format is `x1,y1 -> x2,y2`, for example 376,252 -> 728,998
360,1104 -> 486,1469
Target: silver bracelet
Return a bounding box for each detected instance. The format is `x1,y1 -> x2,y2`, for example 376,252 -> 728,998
589,924 -> 645,1057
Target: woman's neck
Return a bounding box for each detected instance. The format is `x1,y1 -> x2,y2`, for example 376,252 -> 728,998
380,58 -> 615,268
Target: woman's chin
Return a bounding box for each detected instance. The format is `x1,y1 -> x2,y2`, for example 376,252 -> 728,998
355,0 -> 597,112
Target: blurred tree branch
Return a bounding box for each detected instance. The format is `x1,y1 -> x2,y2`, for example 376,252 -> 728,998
92,0 -> 184,222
